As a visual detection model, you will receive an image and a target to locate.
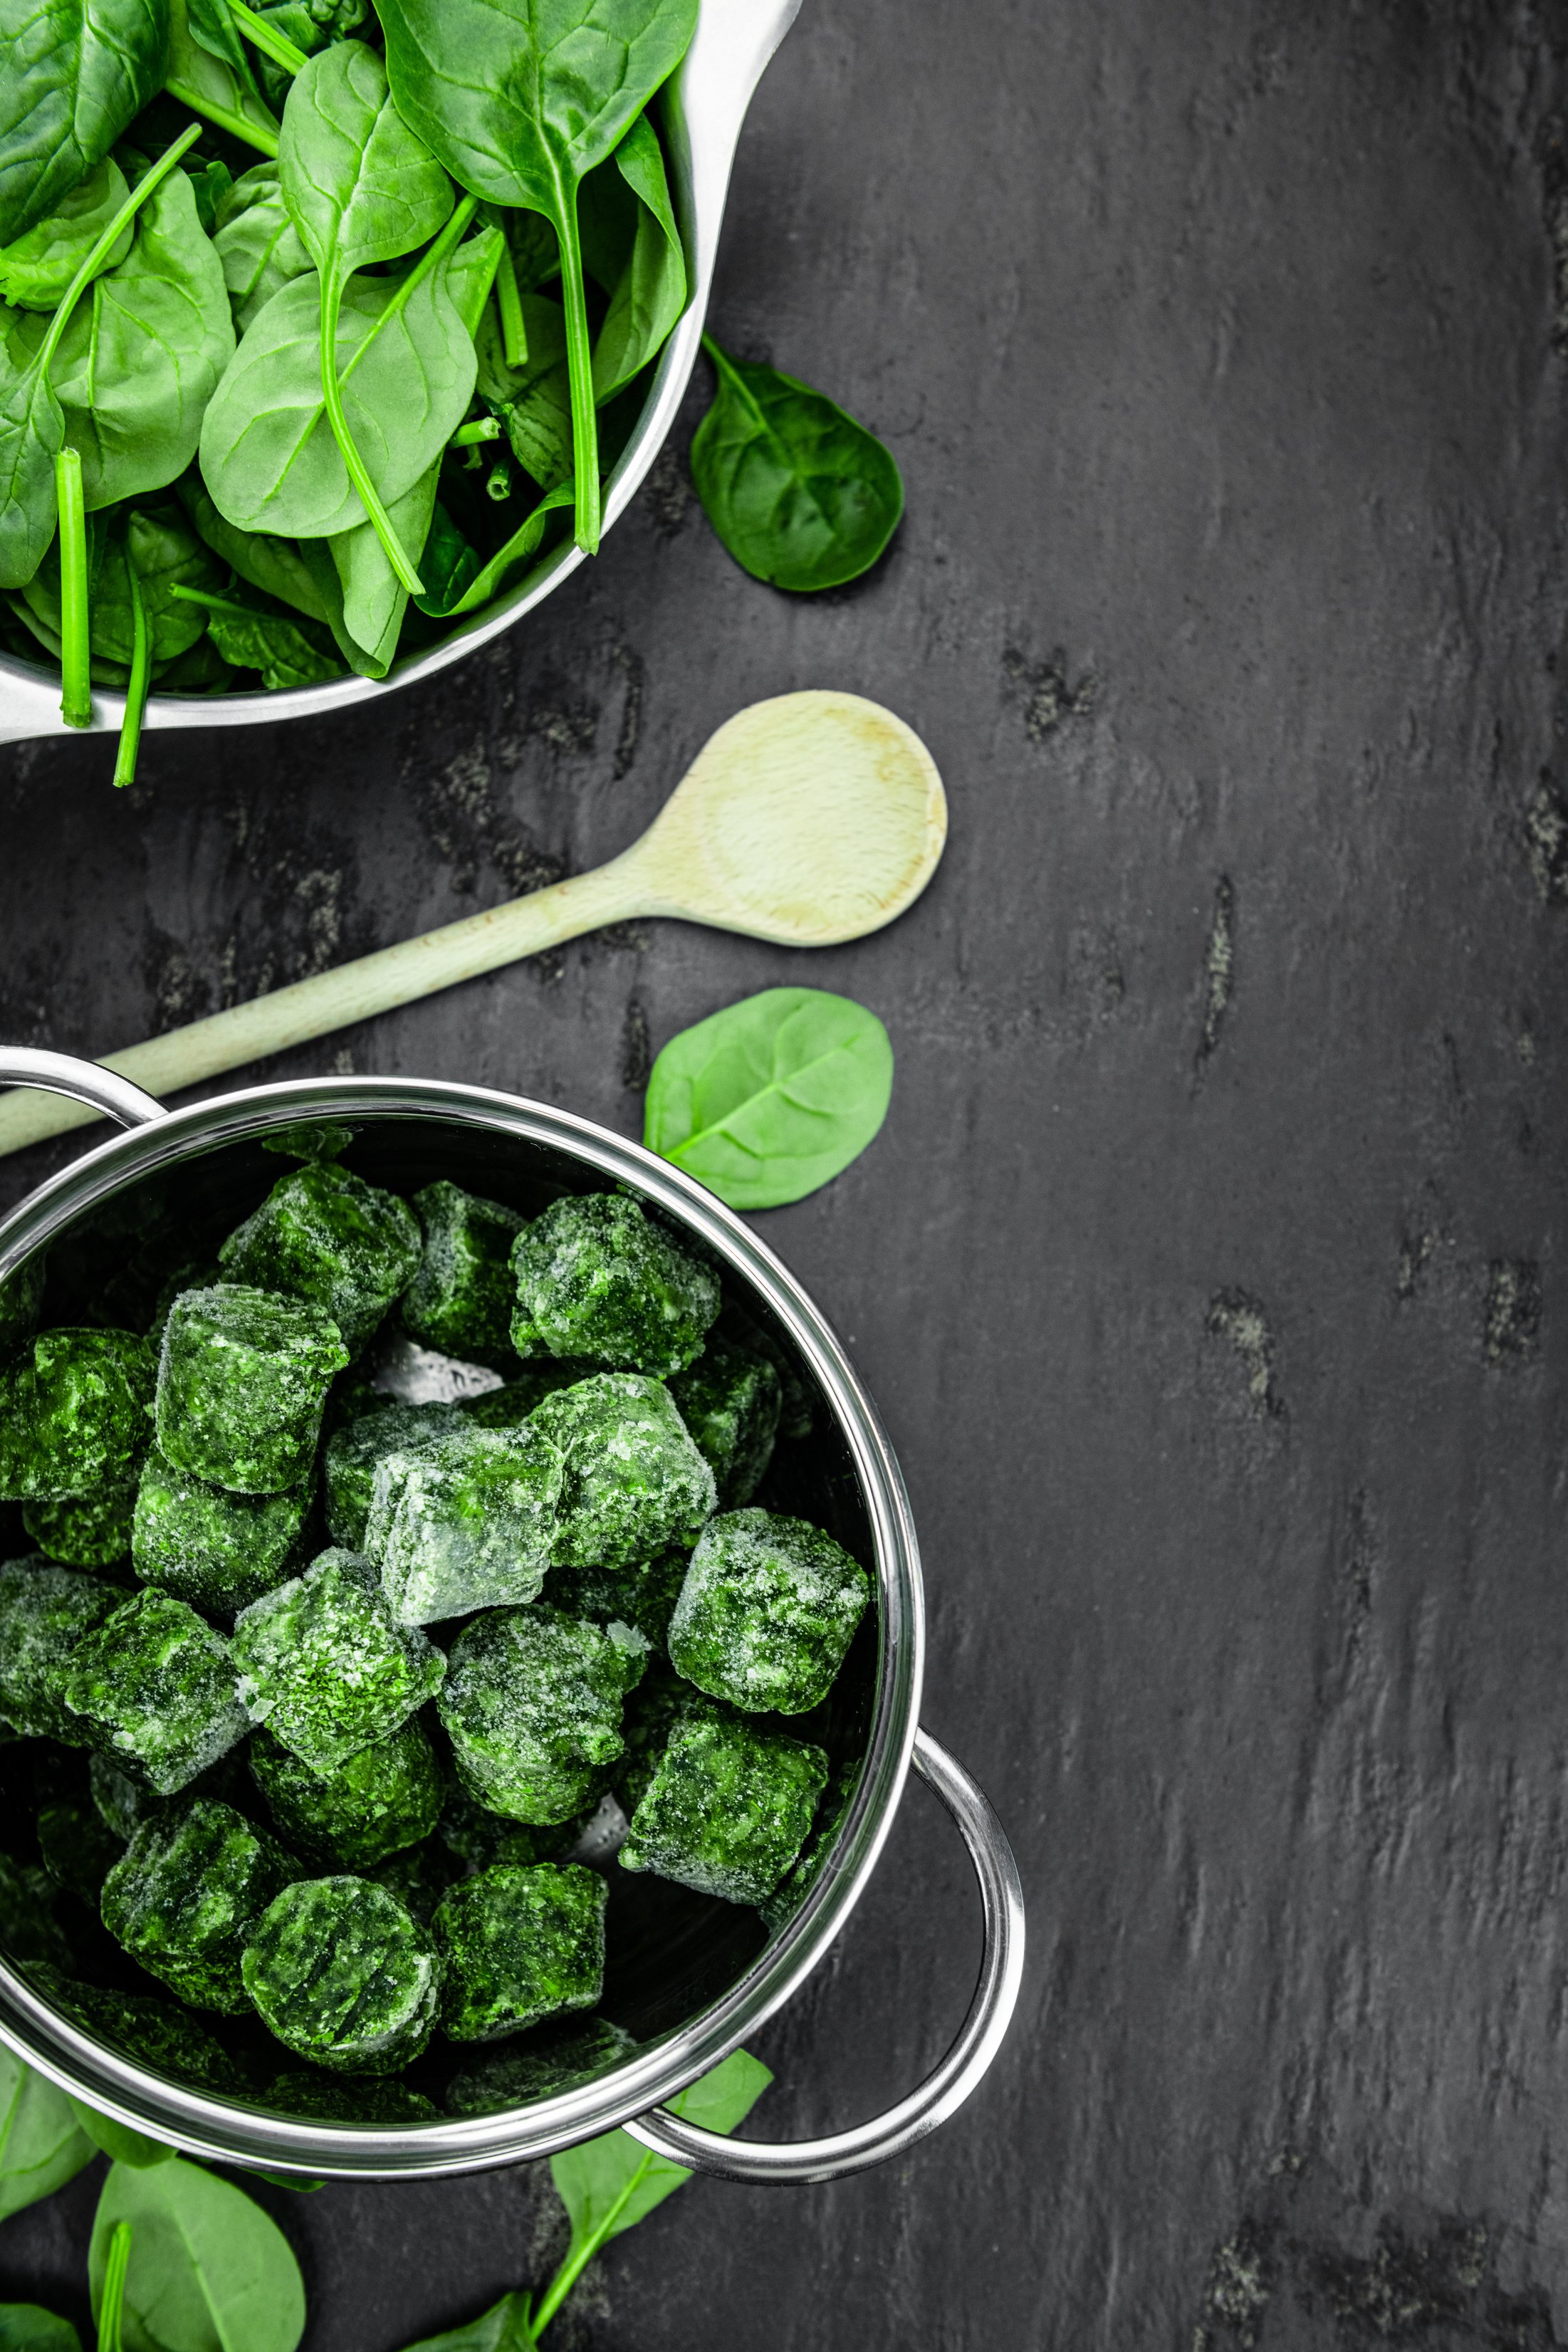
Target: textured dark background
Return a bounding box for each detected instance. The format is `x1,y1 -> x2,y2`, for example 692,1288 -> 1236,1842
6,0 -> 1568,2343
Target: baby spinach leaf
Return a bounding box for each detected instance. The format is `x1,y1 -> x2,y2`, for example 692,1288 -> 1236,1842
187,0 -> 251,75
394,2296 -> 534,2352
186,157 -> 233,235
0,2307 -> 81,2351
580,114 -> 685,405
377,0 -> 698,556
49,164 -> 235,508
691,338 -> 904,592
164,0 -> 281,157
414,477 -> 571,618
0,2047 -> 95,2221
211,160 -> 309,329
66,2098 -> 173,2169
175,583 -> 340,686
26,501 -> 221,662
0,160 -> 132,310
89,2158 -> 306,2352
644,987 -> 895,1210
0,0 -> 170,245
175,463 -> 331,621
409,501 -> 479,614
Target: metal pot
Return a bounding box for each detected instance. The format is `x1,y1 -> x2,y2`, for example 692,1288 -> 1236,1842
0,0 -> 801,753
0,1050 -> 1024,2186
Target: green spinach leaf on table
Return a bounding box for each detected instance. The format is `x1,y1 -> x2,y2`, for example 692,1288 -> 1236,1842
0,2307 -> 81,2351
644,987 -> 895,1211
579,113 -> 686,406
691,339 -> 904,592
65,2098 -> 172,2170
394,2294 -> 535,2352
211,161 -> 310,331
377,0 -> 697,556
88,2157 -> 305,2352
0,160 -> 132,310
0,2045 -> 94,2221
164,0 -> 281,156
0,0 -> 169,244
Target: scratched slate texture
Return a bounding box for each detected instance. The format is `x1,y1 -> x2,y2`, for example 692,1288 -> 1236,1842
4,0 -> 1568,2344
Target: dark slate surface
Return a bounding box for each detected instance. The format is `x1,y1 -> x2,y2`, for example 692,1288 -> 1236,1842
4,0 -> 1568,2343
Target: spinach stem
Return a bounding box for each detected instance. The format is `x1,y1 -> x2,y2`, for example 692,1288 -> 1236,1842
42,122 -> 205,380
530,2155 -> 657,2338
318,269 -> 423,592
226,0 -> 309,75
552,180 -> 600,555
450,417 -> 500,447
495,239 -> 527,367
54,449 -> 91,728
164,78 -> 278,157
113,547 -> 150,788
97,2218 -> 132,2352
334,192 -> 479,396
169,584 -> 263,620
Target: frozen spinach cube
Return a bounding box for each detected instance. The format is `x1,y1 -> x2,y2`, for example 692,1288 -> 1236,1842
250,1716 -> 442,1869
437,1604 -> 644,1824
529,1374 -> 716,1569
510,1195 -> 719,1376
61,1591 -> 249,1794
100,1795 -> 293,2013
0,1328 -> 155,1500
231,1547 -> 445,1772
37,1795 -> 123,1906
0,1557 -> 120,1740
613,1666 -> 726,1815
444,2016 -> 636,2113
241,1876 -> 440,2074
45,1976 -> 244,2093
434,1861 -> 606,2042
266,2070 -> 439,2123
401,1181 -> 526,1367
550,1547 -> 690,1658
621,1713 -> 829,1904
219,1162 -> 421,1352
456,1364 -> 592,1430
21,1487 -> 135,1568
0,1255 -> 43,1362
668,1337 -> 783,1508
758,1760 -> 859,1934
366,1422 -> 562,1626
157,1284 -> 348,1495
669,1509 -> 871,1715
323,1401 -> 465,1549
132,1446 -> 313,1614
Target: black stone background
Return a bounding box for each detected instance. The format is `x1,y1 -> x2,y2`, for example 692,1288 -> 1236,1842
8,0 -> 1568,2343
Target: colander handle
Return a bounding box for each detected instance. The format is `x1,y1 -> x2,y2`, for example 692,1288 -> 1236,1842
622,1727 -> 1025,2186
0,1047 -> 164,1132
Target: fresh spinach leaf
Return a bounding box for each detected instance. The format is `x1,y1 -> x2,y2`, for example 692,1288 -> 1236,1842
0,2047 -> 95,2222
0,160 -> 132,310
278,40 -> 454,588
211,160 -> 308,328
200,246 -> 476,538
377,0 -> 698,556
26,501 -> 221,662
413,476 -> 571,618
394,2296 -> 534,2352
175,462 -> 330,620
409,499 -> 479,615
66,2100 -> 173,2170
186,157 -> 233,235
581,114 -> 685,405
164,0 -> 281,157
49,163 -> 235,508
0,0 -> 170,245
531,2052 -> 771,2336
690,338 -> 904,592
0,2308 -> 81,2351
5,587 -> 131,681
644,987 -> 895,1209
88,2158 -> 306,2352
174,580 -> 341,684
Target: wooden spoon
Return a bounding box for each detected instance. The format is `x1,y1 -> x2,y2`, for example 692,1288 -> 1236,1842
0,691 -> 946,1157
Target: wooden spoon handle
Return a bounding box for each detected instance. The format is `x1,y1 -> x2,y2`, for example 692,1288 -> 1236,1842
0,854 -> 647,1158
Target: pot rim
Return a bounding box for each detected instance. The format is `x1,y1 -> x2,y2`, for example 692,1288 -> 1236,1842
0,1074 -> 924,2176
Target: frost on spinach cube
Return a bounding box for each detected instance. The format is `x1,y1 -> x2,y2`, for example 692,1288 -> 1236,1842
401,1181 -> 526,1367
621,1713 -> 829,1905
366,1422 -> 562,1626
456,1364 -> 590,1430
37,1796 -> 123,1906
529,1374 -> 716,1570
100,1795 -> 293,2013
444,2015 -> 636,2114
21,1488 -> 136,1569
157,1284 -> 348,1495
0,1557 -> 121,1740
758,1759 -> 859,1934
61,1591 -> 249,1794
323,1401 -> 465,1550
241,1876 -> 440,2074
219,1162 -> 421,1352
669,1509 -> 871,1715
132,1446 -> 313,1614
0,1256 -> 43,1362
433,1861 -> 606,2042
0,1328 -> 155,1500
250,1715 -> 442,1870
437,1604 -> 644,1825
550,1547 -> 689,1658
231,1547 -> 445,1772
510,1195 -> 719,1376
668,1338 -> 783,1509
